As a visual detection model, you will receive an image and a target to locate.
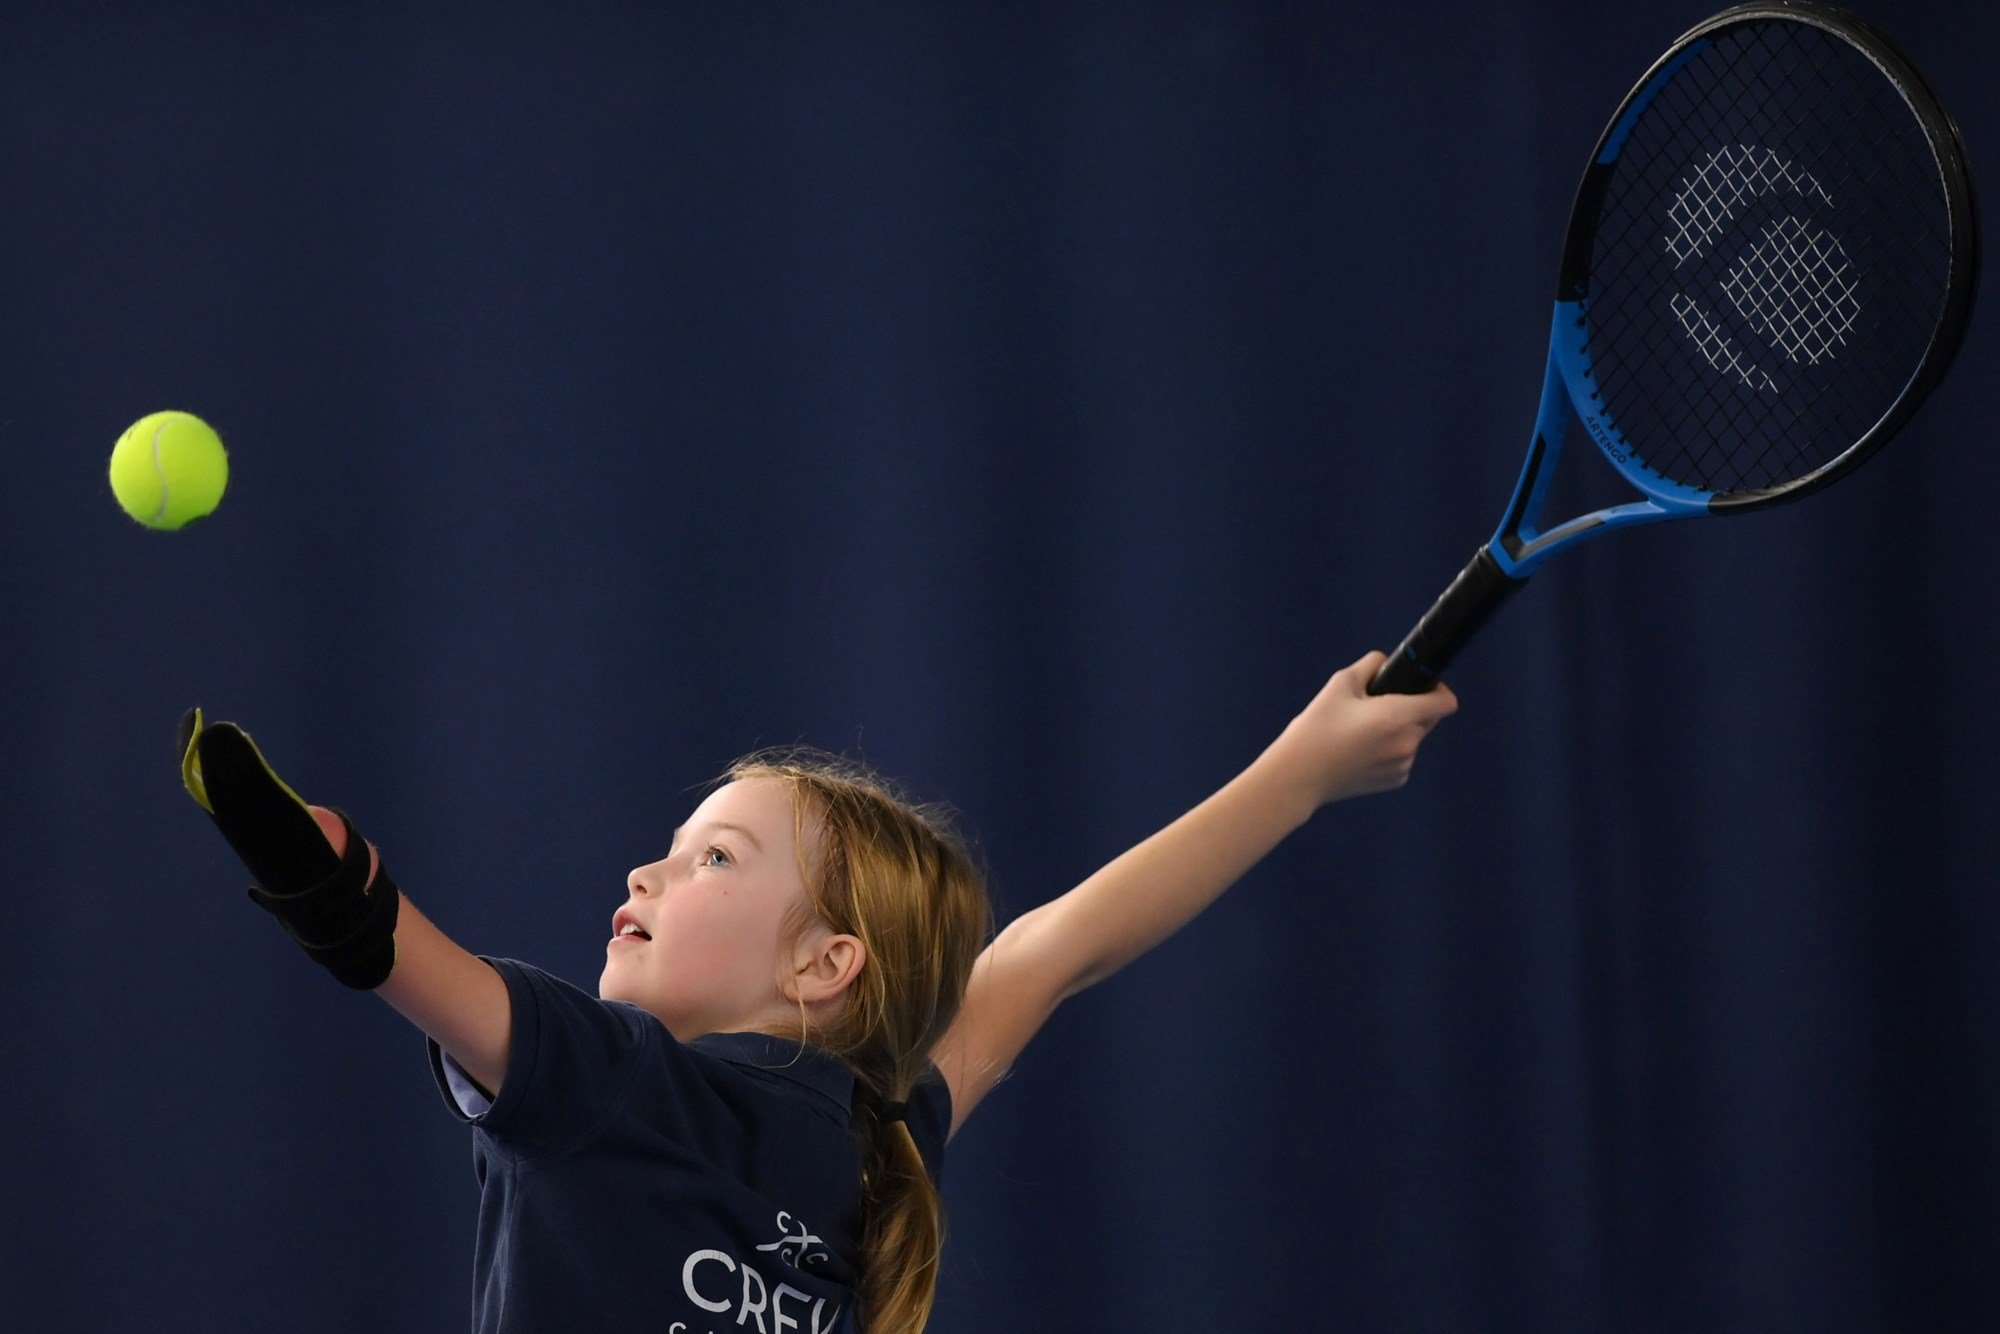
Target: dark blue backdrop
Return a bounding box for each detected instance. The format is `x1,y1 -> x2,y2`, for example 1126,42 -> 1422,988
5,3 -> 1996,1330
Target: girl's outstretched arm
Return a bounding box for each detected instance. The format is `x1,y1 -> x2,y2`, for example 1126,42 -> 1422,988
932,652 -> 1458,1137
373,900 -> 511,1098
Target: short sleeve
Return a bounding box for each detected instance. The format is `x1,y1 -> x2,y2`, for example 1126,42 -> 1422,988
426,956 -> 655,1159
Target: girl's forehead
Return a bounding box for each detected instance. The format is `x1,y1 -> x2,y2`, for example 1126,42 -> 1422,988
687,775 -> 799,848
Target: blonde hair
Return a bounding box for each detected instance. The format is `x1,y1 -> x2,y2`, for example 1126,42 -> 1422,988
723,747 -> 992,1334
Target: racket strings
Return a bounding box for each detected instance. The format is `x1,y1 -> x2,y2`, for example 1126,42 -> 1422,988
1610,63 -> 1939,488
1578,18 -> 1955,498
1619,36 -> 1934,487
1621,35 -> 1865,482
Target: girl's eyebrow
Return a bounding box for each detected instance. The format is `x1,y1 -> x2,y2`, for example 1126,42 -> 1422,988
671,821 -> 765,854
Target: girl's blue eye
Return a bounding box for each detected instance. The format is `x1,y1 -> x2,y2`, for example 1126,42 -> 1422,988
702,846 -> 731,868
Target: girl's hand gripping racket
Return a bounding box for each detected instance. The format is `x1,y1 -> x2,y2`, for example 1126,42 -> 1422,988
1370,1 -> 1979,696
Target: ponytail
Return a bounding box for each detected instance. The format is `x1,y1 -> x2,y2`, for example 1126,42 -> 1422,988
855,1091 -> 945,1334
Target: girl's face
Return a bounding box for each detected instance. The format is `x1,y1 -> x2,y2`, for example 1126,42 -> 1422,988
600,775 -> 815,1039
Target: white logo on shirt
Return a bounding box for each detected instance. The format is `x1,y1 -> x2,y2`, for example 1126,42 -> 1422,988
754,1210 -> 832,1271
680,1246 -> 843,1334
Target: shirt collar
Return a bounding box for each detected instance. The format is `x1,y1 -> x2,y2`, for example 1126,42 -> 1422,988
689,1031 -> 856,1111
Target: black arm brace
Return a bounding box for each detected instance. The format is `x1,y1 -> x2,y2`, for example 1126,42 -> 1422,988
178,708 -> 401,990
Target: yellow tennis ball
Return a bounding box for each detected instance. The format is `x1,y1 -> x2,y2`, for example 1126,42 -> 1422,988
109,411 -> 229,530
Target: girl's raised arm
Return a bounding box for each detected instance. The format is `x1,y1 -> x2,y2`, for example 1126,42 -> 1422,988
178,710 -> 511,1097
931,652 -> 1458,1137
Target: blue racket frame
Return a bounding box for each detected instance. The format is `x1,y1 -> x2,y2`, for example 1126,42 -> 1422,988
1492,304 -> 1714,579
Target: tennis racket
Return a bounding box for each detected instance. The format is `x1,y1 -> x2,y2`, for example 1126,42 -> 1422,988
1369,1 -> 1979,696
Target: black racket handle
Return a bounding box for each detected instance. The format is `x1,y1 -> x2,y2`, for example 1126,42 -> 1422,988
1368,546 -> 1526,695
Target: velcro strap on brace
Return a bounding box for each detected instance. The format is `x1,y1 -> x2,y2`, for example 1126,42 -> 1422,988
246,806 -> 400,991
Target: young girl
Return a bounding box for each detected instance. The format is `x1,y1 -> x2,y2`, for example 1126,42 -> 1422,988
177,650 -> 1457,1333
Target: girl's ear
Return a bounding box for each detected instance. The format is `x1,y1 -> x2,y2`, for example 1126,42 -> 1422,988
790,931 -> 867,1006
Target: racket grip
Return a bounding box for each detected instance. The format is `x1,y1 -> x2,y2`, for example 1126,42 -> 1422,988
1368,546 -> 1525,695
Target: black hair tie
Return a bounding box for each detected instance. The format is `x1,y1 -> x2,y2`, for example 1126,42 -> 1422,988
880,1100 -> 909,1124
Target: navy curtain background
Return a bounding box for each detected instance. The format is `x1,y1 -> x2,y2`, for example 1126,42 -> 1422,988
5,3 -> 1996,1330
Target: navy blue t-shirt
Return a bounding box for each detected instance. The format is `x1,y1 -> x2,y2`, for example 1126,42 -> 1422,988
426,957 -> 951,1334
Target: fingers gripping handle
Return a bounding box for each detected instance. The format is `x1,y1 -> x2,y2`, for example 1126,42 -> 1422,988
1368,547 -> 1525,695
